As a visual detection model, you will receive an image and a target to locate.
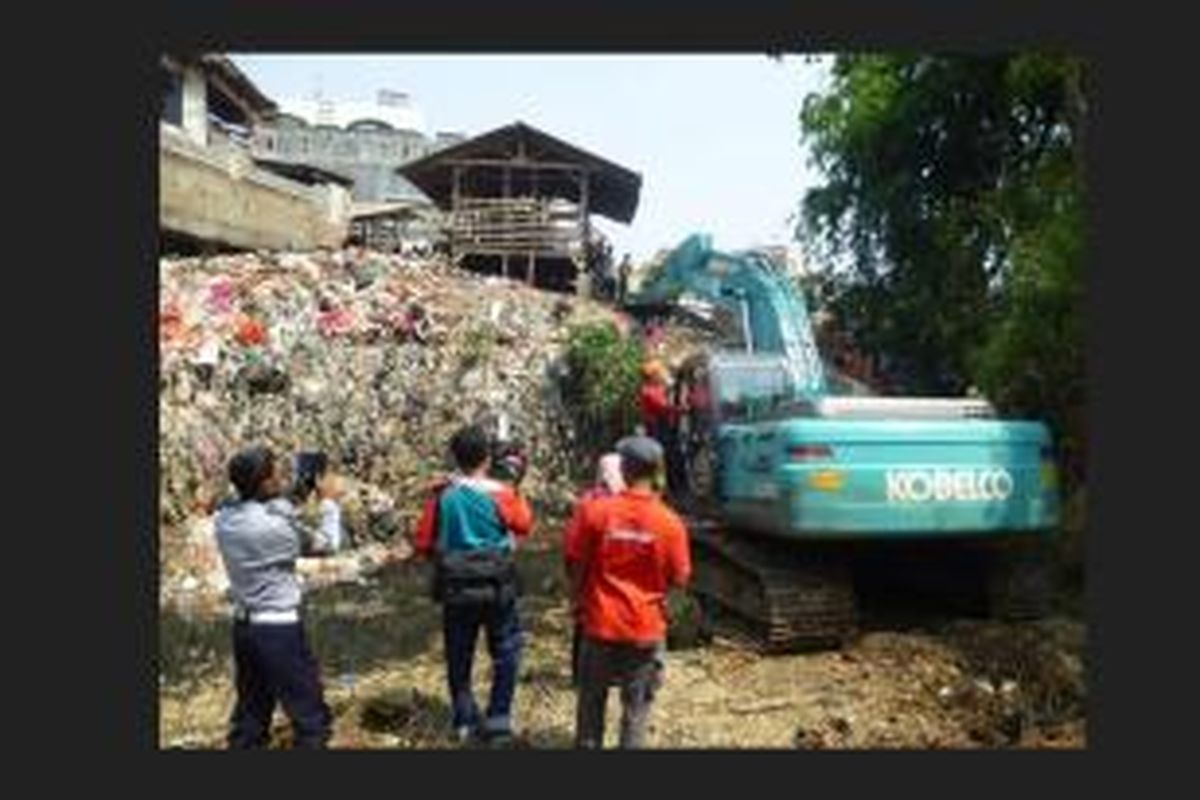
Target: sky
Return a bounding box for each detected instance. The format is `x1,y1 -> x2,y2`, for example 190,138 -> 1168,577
231,53 -> 831,264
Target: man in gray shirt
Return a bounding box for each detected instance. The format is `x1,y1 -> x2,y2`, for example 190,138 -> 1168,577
214,446 -> 334,748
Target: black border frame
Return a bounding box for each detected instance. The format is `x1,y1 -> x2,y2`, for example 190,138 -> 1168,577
34,0 -> 1185,790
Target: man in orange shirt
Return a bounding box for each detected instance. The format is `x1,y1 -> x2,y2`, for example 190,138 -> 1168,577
562,452 -> 625,687
639,360 -> 687,499
564,436 -> 692,748
638,360 -> 676,434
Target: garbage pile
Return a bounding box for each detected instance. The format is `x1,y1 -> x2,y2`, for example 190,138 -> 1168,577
159,248 -> 630,609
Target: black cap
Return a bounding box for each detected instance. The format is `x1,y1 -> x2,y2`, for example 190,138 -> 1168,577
228,446 -> 275,499
616,435 -> 664,469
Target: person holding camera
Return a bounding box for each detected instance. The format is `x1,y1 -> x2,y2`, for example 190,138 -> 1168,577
413,424 -> 534,746
213,446 -> 335,749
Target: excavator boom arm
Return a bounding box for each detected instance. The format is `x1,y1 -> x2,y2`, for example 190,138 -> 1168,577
635,234 -> 827,395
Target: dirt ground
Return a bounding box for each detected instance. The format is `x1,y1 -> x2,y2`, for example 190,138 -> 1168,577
159,535 -> 1086,750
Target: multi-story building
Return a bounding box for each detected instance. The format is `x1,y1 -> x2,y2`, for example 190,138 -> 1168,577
255,90 -> 466,204
250,89 -> 466,252
158,53 -> 355,253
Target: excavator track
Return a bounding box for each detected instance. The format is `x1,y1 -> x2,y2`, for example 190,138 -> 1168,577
686,518 -> 858,653
985,538 -> 1053,621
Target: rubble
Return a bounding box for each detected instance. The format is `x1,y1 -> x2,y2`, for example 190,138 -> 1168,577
159,248 -> 631,610
159,523 -> 1086,750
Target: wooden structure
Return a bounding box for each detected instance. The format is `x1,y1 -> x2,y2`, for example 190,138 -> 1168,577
398,121 -> 641,294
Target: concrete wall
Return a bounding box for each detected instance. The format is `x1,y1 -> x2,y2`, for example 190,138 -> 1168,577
323,183 -> 353,224
261,123 -> 454,203
180,65 -> 208,146
159,126 -> 350,251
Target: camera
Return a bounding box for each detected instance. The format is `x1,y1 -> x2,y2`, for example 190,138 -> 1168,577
291,451 -> 329,503
488,439 -> 528,486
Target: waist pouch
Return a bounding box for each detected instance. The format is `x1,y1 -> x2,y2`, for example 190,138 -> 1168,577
432,548 -> 520,605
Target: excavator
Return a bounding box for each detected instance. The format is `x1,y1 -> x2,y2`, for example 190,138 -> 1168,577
631,234 -> 1060,651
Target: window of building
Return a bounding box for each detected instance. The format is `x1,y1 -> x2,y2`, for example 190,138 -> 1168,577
349,119 -> 393,133
161,65 -> 183,126
206,84 -> 254,148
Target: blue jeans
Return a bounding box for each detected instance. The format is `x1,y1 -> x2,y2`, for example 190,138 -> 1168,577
442,598 -> 523,735
228,621 -> 332,748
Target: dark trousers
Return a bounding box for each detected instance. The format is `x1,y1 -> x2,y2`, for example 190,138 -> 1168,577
649,419 -> 687,499
228,620 -> 332,749
573,623 -> 588,690
574,636 -> 665,749
442,598 -> 523,734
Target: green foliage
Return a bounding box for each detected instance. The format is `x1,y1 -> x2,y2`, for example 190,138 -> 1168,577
665,589 -> 706,650
798,53 -> 1087,487
560,321 -> 644,468
459,321 -> 498,370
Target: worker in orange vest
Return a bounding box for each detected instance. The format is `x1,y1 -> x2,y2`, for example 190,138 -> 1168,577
638,360 -> 686,499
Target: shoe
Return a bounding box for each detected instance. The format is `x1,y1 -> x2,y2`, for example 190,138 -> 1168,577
483,729 -> 514,748
454,726 -> 477,745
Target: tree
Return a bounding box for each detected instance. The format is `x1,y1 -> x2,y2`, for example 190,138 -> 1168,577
797,54 -> 1087,485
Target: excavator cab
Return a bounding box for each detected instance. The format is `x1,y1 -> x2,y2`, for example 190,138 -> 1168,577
677,348 -> 821,513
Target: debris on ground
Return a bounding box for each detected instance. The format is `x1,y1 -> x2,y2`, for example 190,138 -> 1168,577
159,548 -> 1086,749
159,248 -> 641,610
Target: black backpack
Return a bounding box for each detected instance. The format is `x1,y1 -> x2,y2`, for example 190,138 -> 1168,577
432,547 -> 520,606
427,484 -> 521,606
